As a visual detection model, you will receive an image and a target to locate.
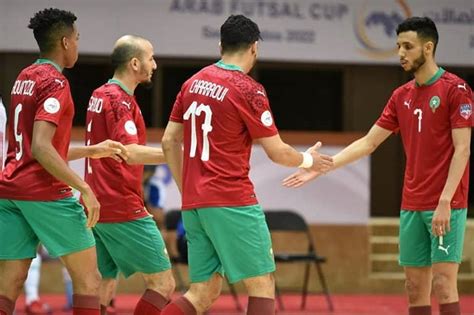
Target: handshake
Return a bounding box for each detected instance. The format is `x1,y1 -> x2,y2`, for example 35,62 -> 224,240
283,141 -> 334,188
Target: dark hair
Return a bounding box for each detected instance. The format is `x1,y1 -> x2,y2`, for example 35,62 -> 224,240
111,36 -> 145,72
28,8 -> 77,53
396,16 -> 439,55
220,15 -> 261,54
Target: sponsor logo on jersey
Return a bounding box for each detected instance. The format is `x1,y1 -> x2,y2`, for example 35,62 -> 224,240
260,110 -> 273,127
460,103 -> 472,120
124,120 -> 138,135
256,90 -> 266,97
403,99 -> 411,109
429,95 -> 440,113
43,97 -> 60,114
457,83 -> 468,91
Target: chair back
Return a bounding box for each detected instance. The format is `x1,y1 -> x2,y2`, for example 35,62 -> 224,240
264,210 -> 309,232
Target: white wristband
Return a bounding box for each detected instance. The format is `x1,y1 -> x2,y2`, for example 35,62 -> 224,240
298,152 -> 313,168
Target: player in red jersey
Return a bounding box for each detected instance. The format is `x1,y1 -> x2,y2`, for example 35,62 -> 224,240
0,8 -> 128,315
84,35 -> 174,315
161,15 -> 333,315
283,17 -> 472,315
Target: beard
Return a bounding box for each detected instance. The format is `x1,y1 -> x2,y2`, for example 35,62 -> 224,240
406,53 -> 426,74
139,68 -> 154,89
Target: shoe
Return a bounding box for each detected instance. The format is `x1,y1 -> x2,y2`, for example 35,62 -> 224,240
25,300 -> 53,315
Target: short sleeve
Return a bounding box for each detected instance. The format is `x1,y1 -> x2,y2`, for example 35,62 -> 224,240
104,97 -> 139,145
449,81 -> 473,129
376,94 -> 399,132
35,77 -> 71,126
236,85 -> 278,139
170,90 -> 184,123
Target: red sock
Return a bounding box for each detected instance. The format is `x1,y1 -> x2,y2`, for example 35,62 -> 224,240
161,297 -> 196,315
0,295 -> 14,315
409,305 -> 432,315
247,296 -> 275,315
73,294 -> 100,315
133,289 -> 169,315
440,302 -> 460,315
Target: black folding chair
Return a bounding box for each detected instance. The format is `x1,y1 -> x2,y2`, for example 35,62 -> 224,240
164,210 -> 243,311
264,210 -> 334,312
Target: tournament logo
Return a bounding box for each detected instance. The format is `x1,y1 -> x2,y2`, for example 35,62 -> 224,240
260,110 -> 273,127
43,97 -> 60,114
124,120 -> 137,135
460,104 -> 472,120
429,96 -> 441,113
355,0 -> 411,59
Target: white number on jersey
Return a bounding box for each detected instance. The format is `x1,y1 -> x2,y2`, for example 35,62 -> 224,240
183,101 -> 213,161
86,120 -> 93,174
414,108 -> 422,133
14,103 -> 23,160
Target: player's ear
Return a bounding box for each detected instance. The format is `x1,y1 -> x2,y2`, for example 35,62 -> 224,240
61,36 -> 68,50
424,41 -> 434,57
250,41 -> 258,56
218,41 -> 223,55
131,57 -> 139,71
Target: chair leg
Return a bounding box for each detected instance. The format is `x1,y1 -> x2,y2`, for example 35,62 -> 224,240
314,261 -> 334,312
275,282 -> 285,311
301,261 -> 311,310
227,281 -> 243,311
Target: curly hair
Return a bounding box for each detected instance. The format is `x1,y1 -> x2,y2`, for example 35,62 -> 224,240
28,8 -> 77,53
396,16 -> 438,55
220,15 -> 261,54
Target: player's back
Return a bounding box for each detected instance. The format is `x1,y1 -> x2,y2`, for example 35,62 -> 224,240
170,63 -> 277,209
84,82 -> 147,222
0,61 -> 74,201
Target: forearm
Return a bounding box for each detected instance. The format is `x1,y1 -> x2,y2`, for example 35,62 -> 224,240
439,149 -> 470,203
333,137 -> 376,170
162,142 -> 183,193
67,146 -> 93,161
33,144 -> 90,193
126,144 -> 165,165
267,142 -> 304,167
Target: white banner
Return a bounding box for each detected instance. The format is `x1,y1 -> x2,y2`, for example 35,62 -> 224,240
69,142 -> 370,224
1,0 -> 473,65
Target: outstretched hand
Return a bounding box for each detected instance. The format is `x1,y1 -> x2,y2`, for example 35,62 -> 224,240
89,140 -> 129,162
307,141 -> 334,174
282,168 -> 320,188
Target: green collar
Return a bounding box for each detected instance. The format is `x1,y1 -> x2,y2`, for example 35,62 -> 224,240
215,60 -> 244,72
416,67 -> 445,87
34,58 -> 62,72
108,79 -> 133,96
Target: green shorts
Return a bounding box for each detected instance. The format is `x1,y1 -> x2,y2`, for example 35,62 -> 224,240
93,216 -> 171,279
0,197 -> 95,259
183,204 -> 276,284
399,209 -> 467,266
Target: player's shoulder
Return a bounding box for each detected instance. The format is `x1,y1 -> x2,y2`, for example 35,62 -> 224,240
391,79 -> 414,99
439,71 -> 471,93
27,64 -> 69,98
99,83 -> 133,109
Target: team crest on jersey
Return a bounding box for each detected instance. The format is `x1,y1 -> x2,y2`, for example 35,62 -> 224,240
429,96 -> 440,113
460,104 -> 472,120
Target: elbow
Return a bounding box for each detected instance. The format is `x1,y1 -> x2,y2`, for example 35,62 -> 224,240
162,135 -> 180,151
31,141 -> 43,161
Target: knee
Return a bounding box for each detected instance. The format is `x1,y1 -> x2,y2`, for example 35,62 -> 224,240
75,269 -> 102,294
243,274 -> 275,297
432,272 -> 452,300
404,277 -> 423,303
144,272 -> 176,299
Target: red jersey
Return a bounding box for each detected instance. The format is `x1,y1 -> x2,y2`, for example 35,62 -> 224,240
0,60 -> 74,201
84,81 -> 147,222
170,62 -> 278,209
376,69 -> 473,210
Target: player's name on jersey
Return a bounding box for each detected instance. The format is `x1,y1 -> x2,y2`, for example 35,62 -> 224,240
189,79 -> 229,102
88,96 -> 104,114
11,80 -> 36,96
